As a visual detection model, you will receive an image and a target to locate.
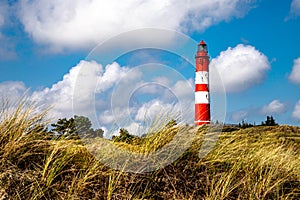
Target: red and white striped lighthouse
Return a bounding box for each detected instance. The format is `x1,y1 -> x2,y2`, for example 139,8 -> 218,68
195,40 -> 210,125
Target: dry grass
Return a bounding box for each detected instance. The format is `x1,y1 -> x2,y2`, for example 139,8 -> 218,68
0,100 -> 299,199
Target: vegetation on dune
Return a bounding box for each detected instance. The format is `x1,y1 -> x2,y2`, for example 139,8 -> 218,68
50,115 -> 104,139
0,101 -> 299,199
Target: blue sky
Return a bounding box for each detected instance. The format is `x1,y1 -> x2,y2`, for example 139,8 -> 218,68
1,0 -> 300,134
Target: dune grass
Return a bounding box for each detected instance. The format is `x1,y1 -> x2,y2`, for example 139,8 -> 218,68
0,101 -> 299,199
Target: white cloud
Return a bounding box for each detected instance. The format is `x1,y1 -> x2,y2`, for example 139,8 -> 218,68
132,99 -> 188,135
171,79 -> 193,99
287,0 -> 300,19
110,74 -> 194,133
261,100 -> 287,115
14,60 -> 193,135
123,122 -> 144,136
33,60 -> 134,124
135,100 -> 173,122
292,100 -> 300,120
0,81 -> 27,101
98,110 -> 115,125
32,60 -> 104,119
230,100 -> 288,123
0,81 -> 29,117
210,44 -> 270,93
231,110 -> 248,122
96,62 -> 130,93
152,76 -> 171,86
288,57 -> 300,83
142,84 -> 165,95
17,0 -> 255,51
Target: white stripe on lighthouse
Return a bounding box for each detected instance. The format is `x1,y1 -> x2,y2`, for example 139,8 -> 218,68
195,91 -> 210,104
194,120 -> 211,123
195,71 -> 209,84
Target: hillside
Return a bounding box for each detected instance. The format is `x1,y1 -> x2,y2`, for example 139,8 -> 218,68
0,103 -> 299,199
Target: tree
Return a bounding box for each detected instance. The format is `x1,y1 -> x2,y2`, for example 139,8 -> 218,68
112,128 -> 135,143
50,115 -> 104,138
51,117 -> 75,135
92,128 -> 104,138
239,120 -> 253,129
261,115 -> 278,126
74,115 -> 93,134
270,116 -> 276,126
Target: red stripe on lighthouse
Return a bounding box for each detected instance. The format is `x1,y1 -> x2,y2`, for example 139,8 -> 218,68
195,84 -> 209,91
195,40 -> 210,126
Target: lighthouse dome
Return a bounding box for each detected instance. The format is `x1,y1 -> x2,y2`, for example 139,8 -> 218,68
198,40 -> 207,51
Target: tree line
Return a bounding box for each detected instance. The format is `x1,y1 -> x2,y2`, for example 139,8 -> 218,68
238,115 -> 278,129
49,115 -> 104,139
48,115 -> 279,139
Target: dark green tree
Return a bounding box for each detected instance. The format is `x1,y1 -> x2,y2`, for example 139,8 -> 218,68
240,120 -> 254,129
261,115 -> 278,126
270,116 -> 276,126
74,115 -> 93,134
50,115 -> 104,138
51,117 -> 75,135
112,128 -> 135,143
92,128 -> 104,138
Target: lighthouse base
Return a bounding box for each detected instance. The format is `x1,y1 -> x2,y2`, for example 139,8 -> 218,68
194,120 -> 210,126
195,104 -> 210,126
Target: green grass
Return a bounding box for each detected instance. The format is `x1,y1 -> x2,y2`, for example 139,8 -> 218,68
0,101 -> 299,199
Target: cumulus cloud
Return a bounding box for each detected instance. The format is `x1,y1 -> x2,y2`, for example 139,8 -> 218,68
95,62 -> 130,93
0,81 -> 29,116
152,76 -> 171,86
171,79 -> 193,99
17,0 -> 255,51
32,60 -> 103,119
287,0 -> 300,19
261,100 -> 287,115
230,99 -> 287,123
8,60 -> 192,135
0,81 -> 27,101
31,60 -> 133,122
292,100 -> 300,120
98,110 -> 115,125
231,110 -> 248,122
135,100 -> 175,122
288,57 -> 300,83
210,44 -> 270,93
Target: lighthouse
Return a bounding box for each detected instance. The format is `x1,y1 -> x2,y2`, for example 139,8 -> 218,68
194,40 -> 210,125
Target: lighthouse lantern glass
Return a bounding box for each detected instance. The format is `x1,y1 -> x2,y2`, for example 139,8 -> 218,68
198,44 -> 207,52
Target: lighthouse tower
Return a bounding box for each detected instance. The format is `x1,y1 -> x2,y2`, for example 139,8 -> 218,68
194,40 -> 210,125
